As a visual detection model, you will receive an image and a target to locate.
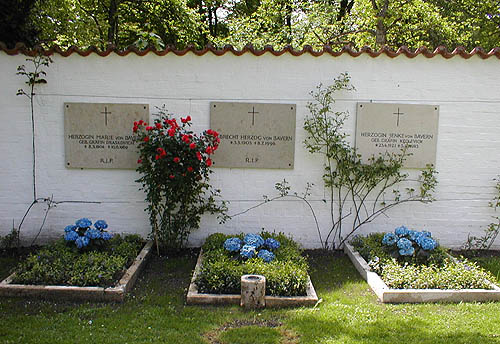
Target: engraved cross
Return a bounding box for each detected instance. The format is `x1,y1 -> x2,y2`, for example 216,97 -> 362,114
393,108 -> 404,127
101,106 -> 111,126
248,106 -> 259,126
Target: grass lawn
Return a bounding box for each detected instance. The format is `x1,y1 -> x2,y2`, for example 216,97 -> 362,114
1,250 -> 500,344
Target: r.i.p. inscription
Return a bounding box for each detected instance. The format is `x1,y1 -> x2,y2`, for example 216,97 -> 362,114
64,103 -> 149,169
210,102 -> 296,169
355,103 -> 439,169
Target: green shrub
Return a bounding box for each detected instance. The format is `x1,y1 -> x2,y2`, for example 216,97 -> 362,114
68,252 -> 127,287
196,232 -> 309,296
12,235 -> 144,287
352,232 -> 496,290
381,258 -> 495,290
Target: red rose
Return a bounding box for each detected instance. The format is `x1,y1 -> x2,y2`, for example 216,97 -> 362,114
196,151 -> 202,161
155,155 -> 160,160
173,157 -> 180,163
206,129 -> 213,135
213,130 -> 219,137
187,166 -> 193,172
144,136 -> 150,142
134,121 -> 138,126
189,143 -> 196,149
133,126 -> 138,133
146,126 -> 153,131
205,146 -> 213,154
138,120 -> 144,125
169,174 -> 175,179
155,122 -> 162,129
137,159 -> 142,164
206,158 -> 212,167
186,115 -> 191,121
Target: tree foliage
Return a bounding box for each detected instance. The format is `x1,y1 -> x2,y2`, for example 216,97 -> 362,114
3,0 -> 498,50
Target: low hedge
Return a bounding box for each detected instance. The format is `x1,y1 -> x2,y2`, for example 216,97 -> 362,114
351,232 -> 496,290
195,232 -> 309,296
11,235 -> 144,287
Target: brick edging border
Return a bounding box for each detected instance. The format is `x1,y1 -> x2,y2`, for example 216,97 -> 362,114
186,250 -> 319,307
344,243 -> 500,303
0,241 -> 153,302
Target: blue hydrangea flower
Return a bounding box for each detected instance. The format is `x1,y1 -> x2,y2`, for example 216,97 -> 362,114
76,218 -> 92,229
102,232 -> 113,241
409,230 -> 424,242
75,236 -> 90,249
64,230 -> 79,242
85,228 -> 102,240
243,234 -> 264,248
394,225 -> 410,237
240,244 -> 256,259
264,238 -> 280,250
382,233 -> 398,245
257,249 -> 275,263
224,237 -> 242,252
64,225 -> 77,233
399,246 -> 415,256
397,238 -> 413,250
421,231 -> 432,238
94,220 -> 108,230
418,236 -> 438,250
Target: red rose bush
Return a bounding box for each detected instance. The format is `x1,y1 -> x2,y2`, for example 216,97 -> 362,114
134,106 -> 227,251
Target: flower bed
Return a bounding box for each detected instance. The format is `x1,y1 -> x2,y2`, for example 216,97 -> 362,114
0,219 -> 152,302
187,232 -> 318,307
346,226 -> 500,303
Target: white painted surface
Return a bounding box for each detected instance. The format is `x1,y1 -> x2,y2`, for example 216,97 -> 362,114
1,51 -> 499,248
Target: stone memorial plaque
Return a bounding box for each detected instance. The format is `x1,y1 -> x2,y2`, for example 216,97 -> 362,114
64,103 -> 149,169
355,103 -> 439,169
210,102 -> 296,169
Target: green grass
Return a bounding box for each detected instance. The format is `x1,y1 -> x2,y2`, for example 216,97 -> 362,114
1,251 -> 500,343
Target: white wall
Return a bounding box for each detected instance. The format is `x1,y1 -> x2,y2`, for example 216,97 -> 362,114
0,50 -> 499,248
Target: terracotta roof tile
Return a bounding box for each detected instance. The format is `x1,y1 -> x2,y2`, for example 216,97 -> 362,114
1,42 -> 499,59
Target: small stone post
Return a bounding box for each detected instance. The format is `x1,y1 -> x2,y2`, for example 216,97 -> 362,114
240,274 -> 266,309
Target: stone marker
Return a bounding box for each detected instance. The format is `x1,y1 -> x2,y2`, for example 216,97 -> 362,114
64,103 -> 149,169
241,274 -> 266,309
210,102 -> 296,169
355,103 -> 439,169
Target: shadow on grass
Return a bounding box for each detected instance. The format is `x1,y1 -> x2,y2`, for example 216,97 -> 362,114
288,312 -> 500,344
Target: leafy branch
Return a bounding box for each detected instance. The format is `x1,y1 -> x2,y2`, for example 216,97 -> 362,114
15,55 -> 100,247
463,175 -> 500,251
304,73 -> 438,249
229,179 -> 324,248
17,54 -> 52,201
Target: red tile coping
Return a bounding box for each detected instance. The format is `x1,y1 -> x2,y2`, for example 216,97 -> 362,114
1,42 -> 499,59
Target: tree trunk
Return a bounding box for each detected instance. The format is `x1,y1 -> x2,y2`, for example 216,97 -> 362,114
375,18 -> 387,47
107,0 -> 119,45
370,0 -> 389,48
